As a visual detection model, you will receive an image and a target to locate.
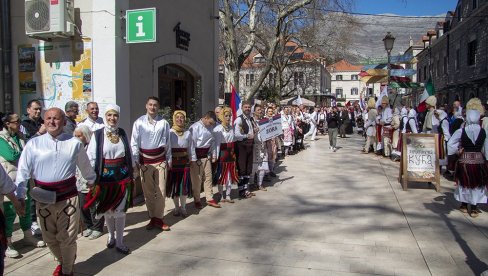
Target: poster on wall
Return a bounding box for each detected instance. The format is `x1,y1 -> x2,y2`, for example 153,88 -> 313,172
17,38 -> 92,120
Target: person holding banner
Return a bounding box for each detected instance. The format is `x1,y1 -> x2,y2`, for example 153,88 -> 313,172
265,107 -> 278,178
234,102 -> 258,198
281,107 -> 294,156
447,98 -> 488,218
213,107 -> 238,203
251,104 -> 268,191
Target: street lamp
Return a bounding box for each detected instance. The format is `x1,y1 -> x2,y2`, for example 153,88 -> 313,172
383,32 -> 395,86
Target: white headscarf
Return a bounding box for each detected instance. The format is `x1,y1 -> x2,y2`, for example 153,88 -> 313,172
465,110 -> 481,144
104,104 -> 120,133
436,109 -> 448,121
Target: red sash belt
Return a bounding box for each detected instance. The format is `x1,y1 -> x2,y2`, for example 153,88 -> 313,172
34,176 -> 77,202
139,147 -> 166,165
195,147 -> 210,159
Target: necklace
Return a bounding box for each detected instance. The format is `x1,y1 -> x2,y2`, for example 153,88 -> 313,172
106,130 -> 120,144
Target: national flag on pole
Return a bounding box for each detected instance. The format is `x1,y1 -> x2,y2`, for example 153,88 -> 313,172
417,78 -> 434,113
230,84 -> 242,123
376,85 -> 388,109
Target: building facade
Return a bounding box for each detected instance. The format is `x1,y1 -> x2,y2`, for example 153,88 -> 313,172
236,42 -> 331,105
3,0 -> 218,130
416,0 -> 488,106
328,59 -> 381,106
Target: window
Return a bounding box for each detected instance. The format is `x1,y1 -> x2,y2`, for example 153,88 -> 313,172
336,88 -> 343,98
456,5 -> 461,22
351,88 -> 358,95
418,68 -> 422,82
294,72 -> 304,87
268,73 -> 275,86
336,75 -> 343,81
351,74 -> 358,80
254,56 -> 265,63
467,40 -> 477,66
245,74 -> 255,86
423,65 -> 427,80
473,0 -> 478,9
455,48 -> 460,70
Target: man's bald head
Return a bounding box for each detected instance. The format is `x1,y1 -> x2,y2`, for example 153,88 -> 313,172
44,108 -> 66,137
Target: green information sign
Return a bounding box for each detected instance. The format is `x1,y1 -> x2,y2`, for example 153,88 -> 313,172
126,8 -> 157,43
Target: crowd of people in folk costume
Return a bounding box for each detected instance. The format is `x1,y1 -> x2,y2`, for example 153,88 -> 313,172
360,92 -> 488,218
0,97 -> 328,275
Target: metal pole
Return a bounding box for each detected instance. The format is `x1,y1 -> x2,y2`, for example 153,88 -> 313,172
387,50 -> 391,87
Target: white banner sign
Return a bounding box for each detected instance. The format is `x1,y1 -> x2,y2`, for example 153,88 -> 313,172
258,115 -> 283,141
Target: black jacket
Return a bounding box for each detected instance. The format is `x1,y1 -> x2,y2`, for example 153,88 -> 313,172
20,114 -> 43,140
327,112 -> 339,128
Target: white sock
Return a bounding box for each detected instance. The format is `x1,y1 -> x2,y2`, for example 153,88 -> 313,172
181,196 -> 187,211
115,215 -> 126,248
258,171 -> 265,187
226,183 -> 232,198
173,197 -> 180,209
105,214 -> 115,242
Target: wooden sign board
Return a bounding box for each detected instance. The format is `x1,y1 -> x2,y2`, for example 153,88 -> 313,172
398,133 -> 441,192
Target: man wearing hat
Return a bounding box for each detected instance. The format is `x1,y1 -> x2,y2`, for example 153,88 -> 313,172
423,96 -> 438,133
362,98 -> 377,153
380,96 -> 393,157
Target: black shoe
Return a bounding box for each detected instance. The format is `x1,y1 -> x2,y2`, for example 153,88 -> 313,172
116,245 -> 131,255
107,238 -> 116,249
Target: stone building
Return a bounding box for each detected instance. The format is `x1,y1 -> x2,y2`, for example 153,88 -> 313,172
416,0 -> 488,106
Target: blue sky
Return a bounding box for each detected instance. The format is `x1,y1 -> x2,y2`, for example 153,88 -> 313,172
353,0 -> 459,16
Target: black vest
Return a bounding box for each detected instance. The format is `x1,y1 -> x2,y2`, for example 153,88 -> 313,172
437,118 -> 447,135
461,128 -> 486,152
94,128 -> 133,181
239,115 -> 254,135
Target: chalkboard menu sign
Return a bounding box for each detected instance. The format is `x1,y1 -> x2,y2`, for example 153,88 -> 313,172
399,133 -> 440,191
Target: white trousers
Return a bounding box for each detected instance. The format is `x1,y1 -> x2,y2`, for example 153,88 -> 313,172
304,124 -> 317,140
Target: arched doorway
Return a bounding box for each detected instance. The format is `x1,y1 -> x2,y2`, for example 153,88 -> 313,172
158,64 -> 194,113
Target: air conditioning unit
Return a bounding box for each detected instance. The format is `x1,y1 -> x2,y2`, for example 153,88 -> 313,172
25,0 -> 75,40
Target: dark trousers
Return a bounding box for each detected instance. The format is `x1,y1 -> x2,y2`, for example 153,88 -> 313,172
236,140 -> 254,195
78,192 -> 104,232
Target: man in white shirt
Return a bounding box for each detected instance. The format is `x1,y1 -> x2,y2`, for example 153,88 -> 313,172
304,106 -> 319,141
131,97 -> 172,231
16,108 -> 96,276
189,111 -> 219,208
234,101 -> 258,198
78,102 -> 104,131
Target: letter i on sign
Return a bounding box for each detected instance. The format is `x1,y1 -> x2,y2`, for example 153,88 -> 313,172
136,16 -> 145,37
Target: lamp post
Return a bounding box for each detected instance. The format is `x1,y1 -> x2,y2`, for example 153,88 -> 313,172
383,32 -> 395,87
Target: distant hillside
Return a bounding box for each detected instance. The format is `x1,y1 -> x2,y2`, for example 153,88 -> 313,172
346,14 -> 443,63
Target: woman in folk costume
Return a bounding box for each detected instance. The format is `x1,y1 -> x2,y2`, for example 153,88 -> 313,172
281,107 -> 294,155
395,108 -> 419,156
435,109 -> 451,170
391,107 -> 407,157
167,110 -> 193,217
362,98 -> 377,153
213,107 -> 239,203
0,113 -> 45,258
375,105 -> 383,153
422,96 -> 439,134
86,104 -> 134,254
447,98 -> 488,218
252,104 -> 269,192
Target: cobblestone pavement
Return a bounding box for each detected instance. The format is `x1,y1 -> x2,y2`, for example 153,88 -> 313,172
5,134 -> 488,275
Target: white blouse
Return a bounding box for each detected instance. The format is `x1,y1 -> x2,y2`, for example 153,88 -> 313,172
213,124 -> 235,155
169,129 -> 193,154
87,128 -> 134,168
